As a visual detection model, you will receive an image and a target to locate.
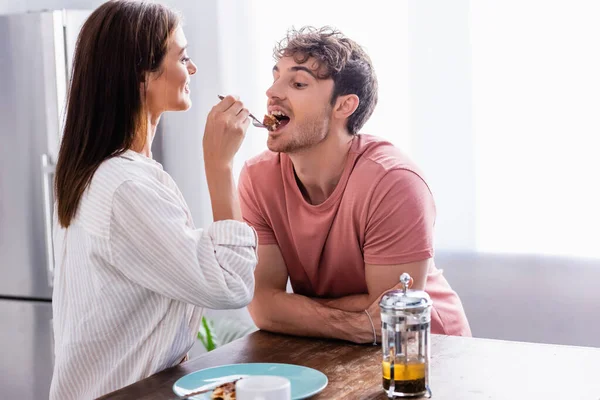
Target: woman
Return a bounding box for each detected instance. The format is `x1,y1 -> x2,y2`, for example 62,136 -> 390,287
50,1 -> 256,399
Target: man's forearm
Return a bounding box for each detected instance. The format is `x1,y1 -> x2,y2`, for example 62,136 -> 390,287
315,281 -> 406,312
313,294 -> 372,312
249,289 -> 375,344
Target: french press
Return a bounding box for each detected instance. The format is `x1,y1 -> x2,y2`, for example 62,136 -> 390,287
379,273 -> 432,398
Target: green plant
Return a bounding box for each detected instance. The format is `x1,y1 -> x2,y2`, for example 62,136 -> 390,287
198,316 -> 258,352
197,316 -> 217,352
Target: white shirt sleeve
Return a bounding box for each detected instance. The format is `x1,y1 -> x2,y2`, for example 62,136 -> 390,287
108,179 -> 257,309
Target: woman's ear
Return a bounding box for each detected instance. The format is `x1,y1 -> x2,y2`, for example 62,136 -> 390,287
333,94 -> 360,121
140,72 -> 151,98
140,70 -> 149,86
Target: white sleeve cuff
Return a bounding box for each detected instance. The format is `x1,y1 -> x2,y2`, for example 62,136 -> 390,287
207,220 -> 258,247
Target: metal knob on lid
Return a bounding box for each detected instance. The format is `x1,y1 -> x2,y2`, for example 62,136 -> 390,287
380,273 -> 432,313
400,272 -> 411,293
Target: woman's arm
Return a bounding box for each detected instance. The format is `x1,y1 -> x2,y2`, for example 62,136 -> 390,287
203,95 -> 250,222
109,179 -> 257,309
108,95 -> 257,308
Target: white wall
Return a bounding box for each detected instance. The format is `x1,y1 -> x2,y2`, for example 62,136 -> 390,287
409,0 -> 476,252
470,2 -> 600,258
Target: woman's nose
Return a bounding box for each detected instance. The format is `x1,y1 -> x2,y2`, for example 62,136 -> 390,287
188,59 -> 197,75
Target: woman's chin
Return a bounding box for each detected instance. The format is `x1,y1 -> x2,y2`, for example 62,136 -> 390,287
173,99 -> 192,111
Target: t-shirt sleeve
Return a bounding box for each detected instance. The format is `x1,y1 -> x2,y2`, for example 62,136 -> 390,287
238,163 -> 278,245
363,168 -> 436,265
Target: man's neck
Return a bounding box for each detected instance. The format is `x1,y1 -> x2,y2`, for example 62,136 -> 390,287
288,128 -> 354,205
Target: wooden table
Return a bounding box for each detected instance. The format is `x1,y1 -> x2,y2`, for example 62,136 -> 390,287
99,331 -> 600,399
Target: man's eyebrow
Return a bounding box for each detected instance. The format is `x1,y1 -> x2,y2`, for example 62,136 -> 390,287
290,65 -> 318,79
272,65 -> 318,79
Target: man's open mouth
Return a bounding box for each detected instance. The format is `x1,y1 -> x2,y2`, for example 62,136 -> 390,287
263,110 -> 291,132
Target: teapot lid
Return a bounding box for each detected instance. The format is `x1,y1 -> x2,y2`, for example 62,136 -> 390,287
379,273 -> 432,311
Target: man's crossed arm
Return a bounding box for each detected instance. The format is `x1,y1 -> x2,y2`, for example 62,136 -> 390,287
248,244 -> 430,344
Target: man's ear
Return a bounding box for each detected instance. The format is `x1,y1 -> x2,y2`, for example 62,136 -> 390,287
333,94 -> 360,121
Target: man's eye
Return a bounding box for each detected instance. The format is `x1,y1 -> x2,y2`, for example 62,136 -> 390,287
294,82 -> 307,88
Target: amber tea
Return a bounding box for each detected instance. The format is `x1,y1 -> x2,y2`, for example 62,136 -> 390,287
382,360 -> 426,394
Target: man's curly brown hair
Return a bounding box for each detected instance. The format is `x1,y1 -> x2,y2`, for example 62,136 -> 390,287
274,26 -> 378,135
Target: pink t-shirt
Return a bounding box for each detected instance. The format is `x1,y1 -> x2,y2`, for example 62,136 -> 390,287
239,134 -> 471,336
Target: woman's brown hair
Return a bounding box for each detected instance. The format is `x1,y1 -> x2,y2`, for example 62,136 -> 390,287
55,0 -> 179,227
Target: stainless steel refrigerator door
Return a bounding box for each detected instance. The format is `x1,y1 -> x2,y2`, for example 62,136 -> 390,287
51,10 -> 92,153
0,12 -> 56,299
0,299 -> 54,400
0,11 -> 89,299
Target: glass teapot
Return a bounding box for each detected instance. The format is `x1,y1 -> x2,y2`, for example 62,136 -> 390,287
379,273 -> 432,398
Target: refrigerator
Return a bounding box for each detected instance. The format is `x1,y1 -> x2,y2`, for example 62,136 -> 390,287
0,10 -> 90,399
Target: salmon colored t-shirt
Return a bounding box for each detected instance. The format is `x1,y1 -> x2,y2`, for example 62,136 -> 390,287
239,134 -> 471,336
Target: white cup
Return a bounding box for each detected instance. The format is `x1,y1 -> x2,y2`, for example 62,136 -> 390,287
235,375 -> 291,400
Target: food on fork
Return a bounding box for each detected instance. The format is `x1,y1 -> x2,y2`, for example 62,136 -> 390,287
210,380 -> 239,400
262,114 -> 280,132
262,110 -> 290,132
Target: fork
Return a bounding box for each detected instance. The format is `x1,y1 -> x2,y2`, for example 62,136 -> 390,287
176,378 -> 243,399
217,95 -> 266,129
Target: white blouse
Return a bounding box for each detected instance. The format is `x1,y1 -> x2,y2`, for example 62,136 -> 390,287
50,150 -> 257,400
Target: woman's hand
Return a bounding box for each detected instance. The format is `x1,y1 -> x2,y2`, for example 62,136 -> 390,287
203,95 -> 250,169
202,95 -> 250,222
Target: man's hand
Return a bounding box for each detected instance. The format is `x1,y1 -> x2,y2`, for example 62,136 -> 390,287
364,282 -> 404,343
249,245 -> 373,343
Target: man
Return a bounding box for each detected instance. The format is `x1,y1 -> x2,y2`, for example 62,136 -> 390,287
239,26 -> 471,344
